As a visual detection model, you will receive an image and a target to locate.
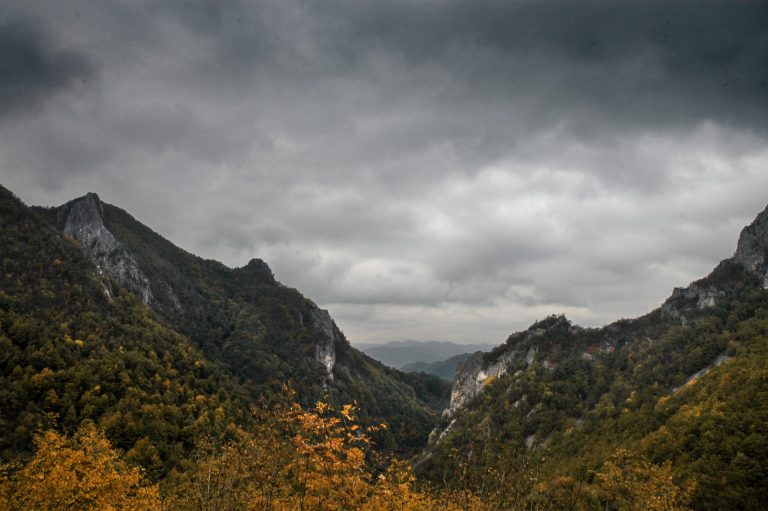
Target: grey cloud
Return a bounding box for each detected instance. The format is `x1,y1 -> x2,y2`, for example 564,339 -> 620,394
0,17 -> 95,119
310,0 -> 768,130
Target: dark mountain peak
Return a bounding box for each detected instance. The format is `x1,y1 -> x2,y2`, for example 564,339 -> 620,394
0,183 -> 19,201
57,191 -> 104,221
244,257 -> 271,272
82,191 -> 102,203
496,314 -> 580,355
234,257 -> 276,283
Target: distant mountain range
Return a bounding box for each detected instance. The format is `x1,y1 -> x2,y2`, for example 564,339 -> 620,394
357,340 -> 495,370
401,353 -> 477,382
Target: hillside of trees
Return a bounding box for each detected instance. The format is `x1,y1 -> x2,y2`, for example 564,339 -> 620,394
418,267 -> 768,510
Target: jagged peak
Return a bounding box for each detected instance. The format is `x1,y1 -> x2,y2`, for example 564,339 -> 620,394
67,191 -> 103,208
733,203 -> 768,274
236,258 -> 276,282
56,192 -> 105,228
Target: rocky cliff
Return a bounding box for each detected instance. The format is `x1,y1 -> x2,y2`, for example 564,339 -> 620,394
54,193 -> 155,305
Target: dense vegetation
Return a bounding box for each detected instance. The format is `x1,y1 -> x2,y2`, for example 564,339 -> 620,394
0,186 -> 251,475
1,185 -> 447,477
419,267 -> 768,510
33,190 -> 450,456
1,398 -> 694,511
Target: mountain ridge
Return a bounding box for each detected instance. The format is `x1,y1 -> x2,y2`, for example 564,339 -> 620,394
418,200 -> 768,509
7,187 -> 451,460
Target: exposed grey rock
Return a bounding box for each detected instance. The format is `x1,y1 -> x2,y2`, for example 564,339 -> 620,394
58,193 -> 154,305
662,205 -> 768,320
734,204 -> 768,273
525,346 -> 537,366
445,316 -> 571,418
447,350 -> 514,417
661,283 -> 724,321
309,306 -> 337,381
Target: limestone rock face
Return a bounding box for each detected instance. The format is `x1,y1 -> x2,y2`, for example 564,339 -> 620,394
309,306 -> 337,381
660,283 -> 724,321
57,193 -> 154,304
448,350 -> 513,417
446,316 -> 572,418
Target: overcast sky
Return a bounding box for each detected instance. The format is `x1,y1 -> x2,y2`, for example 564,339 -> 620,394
2,1 -> 768,344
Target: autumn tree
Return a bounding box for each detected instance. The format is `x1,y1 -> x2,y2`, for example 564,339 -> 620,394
596,449 -> 694,511
0,423 -> 160,511
166,399 -> 482,511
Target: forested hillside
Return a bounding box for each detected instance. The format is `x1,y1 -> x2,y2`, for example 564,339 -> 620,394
38,191 -> 450,455
0,185 -> 448,478
418,207 -> 768,510
0,186 -> 249,475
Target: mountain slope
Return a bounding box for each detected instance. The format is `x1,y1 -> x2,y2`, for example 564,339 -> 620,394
32,191 -> 449,455
418,205 -> 768,510
0,185 -> 251,477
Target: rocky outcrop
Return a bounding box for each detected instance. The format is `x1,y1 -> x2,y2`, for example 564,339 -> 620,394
444,204 -> 768,425
447,350 -> 513,416
445,315 -> 574,418
309,306 -> 338,381
56,193 -> 154,304
660,283 -> 724,321
734,204 -> 768,286
672,353 -> 731,394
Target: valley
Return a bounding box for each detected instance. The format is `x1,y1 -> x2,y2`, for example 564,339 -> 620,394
2,184 -> 768,510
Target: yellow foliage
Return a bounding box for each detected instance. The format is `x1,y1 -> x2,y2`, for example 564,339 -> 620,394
596,448 -> 695,511
0,424 -> 160,511
1,396 -> 490,511
30,367 -> 55,384
165,400 -> 484,511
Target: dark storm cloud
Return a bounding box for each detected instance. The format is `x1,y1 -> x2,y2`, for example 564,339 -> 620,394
308,0 -> 768,132
0,17 -> 95,119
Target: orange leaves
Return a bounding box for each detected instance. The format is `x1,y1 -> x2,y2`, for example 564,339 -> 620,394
2,401 -> 485,511
0,425 -> 160,511
163,400 -> 481,511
